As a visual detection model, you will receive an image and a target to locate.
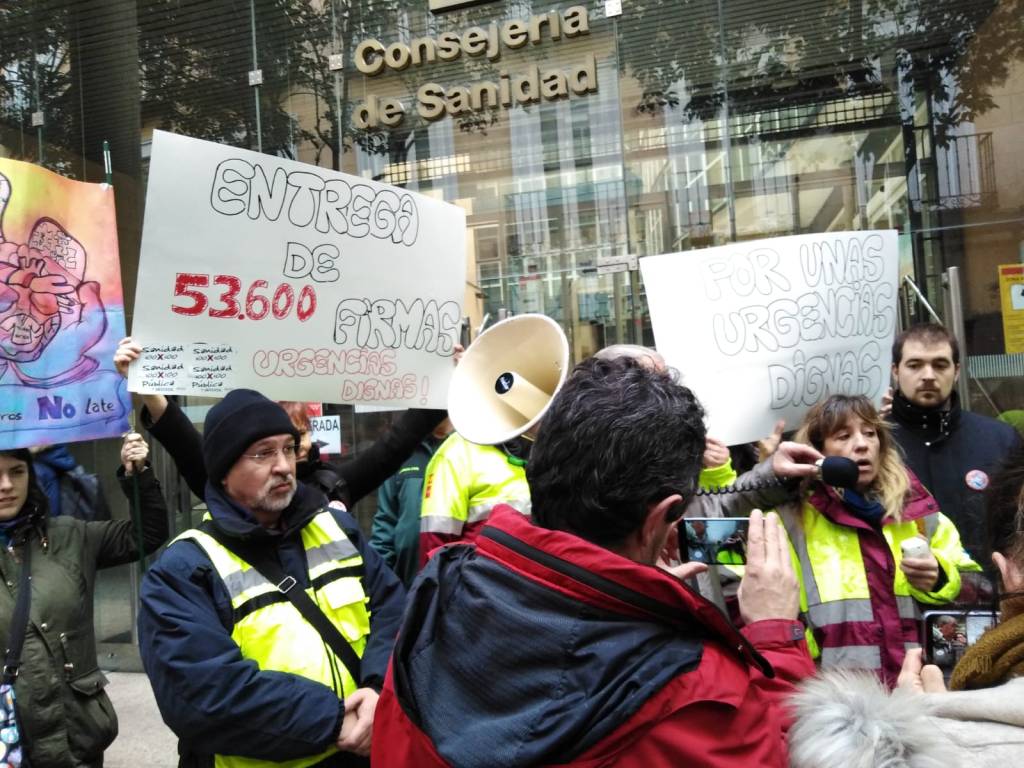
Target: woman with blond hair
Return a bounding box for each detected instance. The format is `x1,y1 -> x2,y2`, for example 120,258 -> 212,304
718,394 -> 978,686
787,445 -> 1024,767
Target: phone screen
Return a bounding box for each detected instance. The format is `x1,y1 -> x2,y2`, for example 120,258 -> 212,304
922,609 -> 999,680
683,518 -> 750,566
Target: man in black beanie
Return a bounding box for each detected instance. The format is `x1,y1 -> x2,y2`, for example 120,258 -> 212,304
138,388 -> 405,768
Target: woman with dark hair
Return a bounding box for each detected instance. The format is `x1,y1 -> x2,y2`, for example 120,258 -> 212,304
0,434 -> 169,767
718,394 -> 978,686
787,445 -> 1024,767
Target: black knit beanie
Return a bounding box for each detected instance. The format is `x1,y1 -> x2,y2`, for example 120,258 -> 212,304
203,389 -> 299,483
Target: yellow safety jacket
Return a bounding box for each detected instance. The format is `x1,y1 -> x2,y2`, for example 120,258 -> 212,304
419,433 -> 530,567
699,459 -> 737,492
173,510 -> 371,768
776,483 -> 980,684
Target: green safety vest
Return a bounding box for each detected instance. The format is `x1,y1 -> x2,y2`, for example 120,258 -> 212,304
174,510 -> 371,768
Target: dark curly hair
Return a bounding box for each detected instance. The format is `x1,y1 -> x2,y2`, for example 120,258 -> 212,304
527,356 -> 706,547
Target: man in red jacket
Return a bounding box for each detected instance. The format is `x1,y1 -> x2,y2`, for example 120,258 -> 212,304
373,355 -> 817,768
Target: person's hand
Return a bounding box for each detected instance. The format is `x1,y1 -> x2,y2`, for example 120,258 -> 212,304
757,420 -> 786,461
738,510 -> 799,624
658,520 -> 682,565
114,336 -> 142,378
897,648 -> 947,694
452,342 -> 465,365
880,387 -> 894,418
771,441 -> 824,479
702,437 -> 730,468
901,552 -> 940,592
120,432 -> 148,475
336,687 -> 378,756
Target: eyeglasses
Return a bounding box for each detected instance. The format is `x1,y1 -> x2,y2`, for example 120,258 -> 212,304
242,444 -> 298,464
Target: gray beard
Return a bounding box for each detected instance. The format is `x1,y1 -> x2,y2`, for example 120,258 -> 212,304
252,483 -> 296,518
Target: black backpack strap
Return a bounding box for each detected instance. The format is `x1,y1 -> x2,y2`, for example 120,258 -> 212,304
199,522 -> 362,686
3,543 -> 32,684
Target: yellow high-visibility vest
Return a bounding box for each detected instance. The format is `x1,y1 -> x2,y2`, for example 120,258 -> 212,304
173,511 -> 370,768
420,433 -> 530,537
780,500 -> 979,669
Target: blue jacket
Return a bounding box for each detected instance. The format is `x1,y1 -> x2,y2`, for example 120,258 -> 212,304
138,481 -> 406,764
32,444 -> 79,516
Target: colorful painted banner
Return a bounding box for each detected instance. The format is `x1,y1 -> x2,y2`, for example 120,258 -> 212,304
0,158 -> 130,449
128,131 -> 466,408
998,264 -> 1024,354
640,230 -> 899,445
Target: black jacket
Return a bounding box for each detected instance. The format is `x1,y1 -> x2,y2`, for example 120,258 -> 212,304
889,393 -> 1021,561
141,398 -> 445,507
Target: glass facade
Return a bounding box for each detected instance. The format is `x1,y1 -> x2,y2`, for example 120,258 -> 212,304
3,0 -> 1024,651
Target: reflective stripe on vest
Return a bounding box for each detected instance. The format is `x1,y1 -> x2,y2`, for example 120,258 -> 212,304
420,498 -> 532,534
420,435 -> 531,535
781,504 -> 939,669
172,511 -> 369,768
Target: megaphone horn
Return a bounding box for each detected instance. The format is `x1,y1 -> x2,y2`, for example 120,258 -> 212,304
447,314 -> 569,446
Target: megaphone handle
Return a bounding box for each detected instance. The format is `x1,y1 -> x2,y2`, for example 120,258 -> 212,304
499,371 -> 550,421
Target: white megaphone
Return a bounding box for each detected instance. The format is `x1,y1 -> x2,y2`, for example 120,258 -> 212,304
447,314 -> 570,446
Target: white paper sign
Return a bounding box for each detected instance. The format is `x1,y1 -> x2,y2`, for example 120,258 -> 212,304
128,131 -> 466,407
310,414 -> 341,455
640,230 -> 899,445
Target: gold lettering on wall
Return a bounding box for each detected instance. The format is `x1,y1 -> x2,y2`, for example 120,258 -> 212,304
354,6 -> 596,128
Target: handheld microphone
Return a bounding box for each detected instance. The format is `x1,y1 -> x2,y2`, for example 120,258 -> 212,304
816,456 -> 860,490
696,455 -> 861,496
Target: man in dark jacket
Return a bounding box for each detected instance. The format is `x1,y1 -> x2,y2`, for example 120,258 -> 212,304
369,419 -> 450,587
889,324 -> 1021,561
372,357 -> 818,768
139,389 -> 405,768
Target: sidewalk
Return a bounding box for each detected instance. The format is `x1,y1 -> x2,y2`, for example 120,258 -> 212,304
104,672 -> 178,768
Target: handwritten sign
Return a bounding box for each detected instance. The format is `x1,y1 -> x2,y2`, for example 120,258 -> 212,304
128,131 -> 466,407
640,231 -> 899,445
0,157 -> 130,449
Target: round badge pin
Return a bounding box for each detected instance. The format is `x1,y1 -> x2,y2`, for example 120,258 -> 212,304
965,469 -> 990,491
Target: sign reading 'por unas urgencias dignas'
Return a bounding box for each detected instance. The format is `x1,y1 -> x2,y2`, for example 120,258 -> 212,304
640,231 -> 899,445
128,131 -> 466,408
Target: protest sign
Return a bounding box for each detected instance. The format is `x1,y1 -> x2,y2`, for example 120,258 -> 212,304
310,414 -> 342,456
0,158 -> 130,449
640,230 -> 899,445
128,131 -> 466,408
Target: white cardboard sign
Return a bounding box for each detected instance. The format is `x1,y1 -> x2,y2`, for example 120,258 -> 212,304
640,230 -> 899,445
128,131 -> 466,408
310,414 -> 341,455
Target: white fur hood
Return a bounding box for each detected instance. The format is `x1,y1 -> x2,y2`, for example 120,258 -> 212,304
788,672 -> 1024,767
